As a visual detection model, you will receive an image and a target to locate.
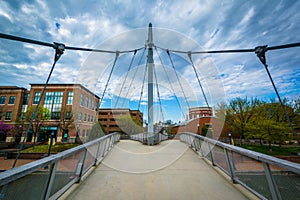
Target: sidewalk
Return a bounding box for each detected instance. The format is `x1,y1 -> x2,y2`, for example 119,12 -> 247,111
62,140 -> 255,200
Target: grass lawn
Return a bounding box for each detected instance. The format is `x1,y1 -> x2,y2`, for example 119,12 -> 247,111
21,143 -> 80,154
237,144 -> 300,156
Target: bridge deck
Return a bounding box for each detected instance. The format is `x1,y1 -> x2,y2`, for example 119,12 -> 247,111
61,140 -> 253,200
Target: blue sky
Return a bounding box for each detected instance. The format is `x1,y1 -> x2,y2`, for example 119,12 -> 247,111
0,0 -> 300,123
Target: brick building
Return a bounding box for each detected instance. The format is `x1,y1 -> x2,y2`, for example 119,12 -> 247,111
172,117 -> 227,140
0,84 -> 100,142
0,86 -> 29,124
98,108 -> 143,138
28,84 -> 100,142
189,107 -> 212,119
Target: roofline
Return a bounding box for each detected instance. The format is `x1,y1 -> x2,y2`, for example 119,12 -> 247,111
30,83 -> 100,99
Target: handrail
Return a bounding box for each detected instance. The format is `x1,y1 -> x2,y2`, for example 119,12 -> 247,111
179,132 -> 300,200
0,132 -> 120,199
181,132 -> 300,174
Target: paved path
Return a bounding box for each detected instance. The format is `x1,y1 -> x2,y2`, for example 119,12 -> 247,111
62,140 -> 253,200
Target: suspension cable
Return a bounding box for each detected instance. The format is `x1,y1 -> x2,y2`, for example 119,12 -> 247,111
255,46 -> 300,147
155,41 -> 300,55
99,52 -> 120,108
166,50 -> 190,109
153,64 -> 165,123
154,47 -> 185,118
0,33 -> 144,54
137,63 -> 148,111
114,50 -> 138,108
121,47 -> 146,107
12,43 -> 65,168
187,52 -> 210,109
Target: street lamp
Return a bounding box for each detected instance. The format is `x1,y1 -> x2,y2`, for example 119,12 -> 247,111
197,123 -> 200,135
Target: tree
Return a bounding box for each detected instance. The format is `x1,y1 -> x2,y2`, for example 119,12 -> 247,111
201,125 -> 208,136
116,114 -> 143,136
226,97 -> 261,144
86,122 -> 106,142
25,106 -> 50,143
0,122 -> 11,142
58,108 -> 75,142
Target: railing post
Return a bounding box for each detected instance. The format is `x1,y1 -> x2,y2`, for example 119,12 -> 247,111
224,149 -> 236,183
208,143 -> 215,166
94,141 -> 101,166
102,138 -> 108,157
263,162 -> 282,200
42,162 -> 57,200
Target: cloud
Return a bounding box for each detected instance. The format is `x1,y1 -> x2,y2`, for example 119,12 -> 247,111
0,0 -> 300,122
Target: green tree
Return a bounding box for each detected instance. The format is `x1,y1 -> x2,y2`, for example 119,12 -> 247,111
86,122 -> 106,142
226,97 -> 261,144
116,114 -> 143,136
25,106 -> 50,143
58,108 -> 75,141
201,125 -> 208,136
247,101 -> 292,150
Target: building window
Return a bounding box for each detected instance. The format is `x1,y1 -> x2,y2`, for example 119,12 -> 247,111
88,115 -> 90,122
78,112 -> 82,121
33,92 -> 40,104
8,96 -> 16,104
80,94 -> 84,106
5,112 -> 12,120
91,99 -> 94,110
67,92 -> 73,105
0,96 -> 6,104
44,92 -> 63,120
65,111 -> 71,120
96,101 -> 99,111
84,113 -> 87,121
51,112 -> 60,120
0,112 -> 2,120
86,96 -> 89,108
23,93 -> 29,105
91,116 -> 94,122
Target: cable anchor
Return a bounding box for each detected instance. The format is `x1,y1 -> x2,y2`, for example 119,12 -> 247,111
53,42 -> 65,62
255,45 -> 268,66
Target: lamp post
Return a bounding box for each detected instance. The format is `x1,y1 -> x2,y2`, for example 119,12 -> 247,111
197,123 -> 200,135
228,132 -> 232,145
48,131 -> 55,156
75,124 -> 80,144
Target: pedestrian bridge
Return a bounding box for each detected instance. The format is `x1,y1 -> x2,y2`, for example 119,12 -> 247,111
0,133 -> 299,200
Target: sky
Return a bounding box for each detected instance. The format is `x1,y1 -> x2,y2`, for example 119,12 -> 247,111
0,0 -> 300,123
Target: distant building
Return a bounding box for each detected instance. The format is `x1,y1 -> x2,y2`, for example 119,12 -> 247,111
28,84 -> 100,142
189,107 -> 213,119
0,84 -> 100,142
0,86 -> 29,124
98,108 -> 143,138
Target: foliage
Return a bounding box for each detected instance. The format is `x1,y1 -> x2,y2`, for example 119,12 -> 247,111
58,108 -> 75,140
201,125 -> 208,136
21,143 -> 80,153
116,114 -> 143,136
238,144 -> 300,156
225,97 -> 261,144
217,97 -> 298,148
86,122 -> 105,142
0,121 -> 11,141
25,106 -> 50,143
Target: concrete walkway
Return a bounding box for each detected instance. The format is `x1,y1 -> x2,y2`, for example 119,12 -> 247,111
62,140 -> 254,200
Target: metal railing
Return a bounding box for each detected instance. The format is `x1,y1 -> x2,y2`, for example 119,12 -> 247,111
130,132 -> 169,145
179,132 -> 300,200
0,132 -> 120,200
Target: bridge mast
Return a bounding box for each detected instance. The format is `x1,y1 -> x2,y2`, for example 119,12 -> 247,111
147,23 -> 154,143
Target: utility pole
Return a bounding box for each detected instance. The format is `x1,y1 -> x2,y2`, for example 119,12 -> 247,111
147,23 -> 154,145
